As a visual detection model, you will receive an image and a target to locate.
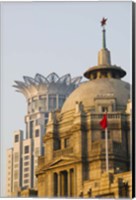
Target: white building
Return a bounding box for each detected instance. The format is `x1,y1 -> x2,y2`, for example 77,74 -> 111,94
6,73 -> 82,196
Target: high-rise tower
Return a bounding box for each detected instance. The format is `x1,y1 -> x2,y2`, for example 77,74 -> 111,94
6,73 -> 82,196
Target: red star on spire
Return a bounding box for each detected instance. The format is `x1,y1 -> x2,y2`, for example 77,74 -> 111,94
101,17 -> 107,27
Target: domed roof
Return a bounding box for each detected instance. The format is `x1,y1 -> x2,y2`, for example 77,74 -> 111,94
61,78 -> 130,114
61,19 -> 130,114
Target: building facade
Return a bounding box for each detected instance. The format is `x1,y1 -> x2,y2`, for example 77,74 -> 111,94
36,23 -> 132,198
6,73 -> 82,196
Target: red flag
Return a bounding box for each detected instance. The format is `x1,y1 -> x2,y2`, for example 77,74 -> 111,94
100,114 -> 107,129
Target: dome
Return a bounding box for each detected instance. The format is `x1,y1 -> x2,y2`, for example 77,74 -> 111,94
61,20 -> 130,114
61,78 -> 130,114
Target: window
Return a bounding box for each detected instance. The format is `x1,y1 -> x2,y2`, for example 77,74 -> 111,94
59,95 -> 66,108
14,171 -> 18,179
35,129 -> 39,137
24,146 -> 29,154
101,131 -> 110,139
35,148 -> 39,156
38,97 -> 46,110
24,162 -> 29,166
49,95 -> 56,110
24,173 -> 29,178
14,135 -> 19,143
45,112 -> 49,118
14,182 -> 18,190
14,153 -> 19,162
24,167 -> 29,172
64,138 -> 70,148
45,119 -> 48,125
28,102 -> 31,113
30,121 -> 34,138
14,164 -> 18,168
102,106 -> 108,112
24,155 -> 29,160
54,139 -> 61,150
24,179 -> 29,184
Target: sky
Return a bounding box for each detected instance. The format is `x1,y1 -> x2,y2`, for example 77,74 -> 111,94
0,1 -> 132,196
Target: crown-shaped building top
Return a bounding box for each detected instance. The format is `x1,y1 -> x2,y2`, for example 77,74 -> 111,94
84,18 -> 126,80
13,72 -> 82,113
13,73 -> 82,99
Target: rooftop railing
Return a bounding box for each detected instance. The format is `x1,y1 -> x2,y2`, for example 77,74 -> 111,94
53,147 -> 73,158
90,112 -> 128,120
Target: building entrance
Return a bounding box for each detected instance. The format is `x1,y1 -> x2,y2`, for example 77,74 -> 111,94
53,169 -> 74,197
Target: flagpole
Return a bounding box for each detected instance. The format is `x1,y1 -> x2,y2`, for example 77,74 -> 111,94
105,127 -> 109,172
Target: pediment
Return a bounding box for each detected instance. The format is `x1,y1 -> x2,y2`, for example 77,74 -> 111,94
47,156 -> 76,168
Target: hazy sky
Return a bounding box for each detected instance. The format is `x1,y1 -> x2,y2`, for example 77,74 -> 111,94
0,1 -> 132,196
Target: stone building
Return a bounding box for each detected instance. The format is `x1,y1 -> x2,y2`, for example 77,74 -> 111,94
6,73 -> 81,196
36,22 -> 132,198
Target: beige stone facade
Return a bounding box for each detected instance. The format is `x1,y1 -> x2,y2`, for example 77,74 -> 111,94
36,107 -> 131,198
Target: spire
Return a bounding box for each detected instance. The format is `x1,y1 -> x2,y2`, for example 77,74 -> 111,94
101,18 -> 107,49
98,18 -> 111,66
102,29 -> 106,49
83,18 -> 126,80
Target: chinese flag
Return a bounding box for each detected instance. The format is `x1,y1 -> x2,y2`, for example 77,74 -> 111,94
100,114 -> 107,129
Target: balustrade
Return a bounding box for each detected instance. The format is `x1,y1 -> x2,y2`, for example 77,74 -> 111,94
53,147 -> 73,158
91,112 -> 122,120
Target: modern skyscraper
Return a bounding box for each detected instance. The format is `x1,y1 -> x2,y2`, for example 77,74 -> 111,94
6,73 -> 82,196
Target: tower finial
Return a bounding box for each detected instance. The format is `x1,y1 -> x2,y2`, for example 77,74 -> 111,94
101,17 -> 107,49
83,18 -> 126,80
101,17 -> 107,28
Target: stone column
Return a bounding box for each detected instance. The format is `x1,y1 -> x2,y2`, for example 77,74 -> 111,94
61,172 -> 65,196
58,172 -> 61,197
97,71 -> 101,79
67,169 -> 70,197
53,173 -> 58,197
70,169 -> 75,197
